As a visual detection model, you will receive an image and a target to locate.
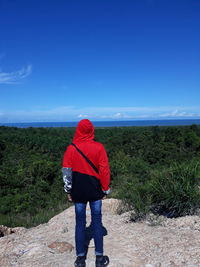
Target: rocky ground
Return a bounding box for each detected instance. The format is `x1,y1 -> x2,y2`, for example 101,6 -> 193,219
0,199 -> 200,267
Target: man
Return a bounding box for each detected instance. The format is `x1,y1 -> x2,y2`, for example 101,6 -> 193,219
62,119 -> 110,267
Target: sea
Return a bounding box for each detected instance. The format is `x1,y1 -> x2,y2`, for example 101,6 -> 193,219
1,119 -> 200,128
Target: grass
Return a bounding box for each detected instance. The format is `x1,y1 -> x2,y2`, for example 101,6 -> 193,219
0,201 -> 71,228
117,160 -> 200,220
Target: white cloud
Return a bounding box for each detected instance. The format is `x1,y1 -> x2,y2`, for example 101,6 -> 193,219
1,105 -> 200,123
0,65 -> 32,84
78,114 -> 88,118
113,113 -> 122,118
159,109 -> 196,118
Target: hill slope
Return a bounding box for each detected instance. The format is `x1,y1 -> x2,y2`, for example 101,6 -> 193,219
0,199 -> 200,267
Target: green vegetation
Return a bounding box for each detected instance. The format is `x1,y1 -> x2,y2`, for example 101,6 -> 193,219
0,124 -> 200,227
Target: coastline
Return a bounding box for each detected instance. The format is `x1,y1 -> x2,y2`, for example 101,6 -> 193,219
1,118 -> 200,128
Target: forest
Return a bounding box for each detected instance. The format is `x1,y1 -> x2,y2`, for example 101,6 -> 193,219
0,124 -> 200,227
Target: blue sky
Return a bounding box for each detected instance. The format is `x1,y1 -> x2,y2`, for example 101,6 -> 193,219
0,0 -> 200,123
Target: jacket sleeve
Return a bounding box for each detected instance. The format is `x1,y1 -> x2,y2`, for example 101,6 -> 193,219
98,145 -> 110,194
62,167 -> 72,193
62,146 -> 74,193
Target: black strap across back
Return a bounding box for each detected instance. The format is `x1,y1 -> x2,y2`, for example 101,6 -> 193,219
71,143 -> 99,174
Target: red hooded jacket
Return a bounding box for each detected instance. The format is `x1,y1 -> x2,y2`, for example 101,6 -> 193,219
62,119 -> 110,202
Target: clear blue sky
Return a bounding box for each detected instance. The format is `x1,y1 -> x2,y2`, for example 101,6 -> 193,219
0,0 -> 200,123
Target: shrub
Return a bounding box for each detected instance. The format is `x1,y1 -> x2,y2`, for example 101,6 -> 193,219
118,176 -> 152,220
118,160 -> 200,219
149,161 -> 200,217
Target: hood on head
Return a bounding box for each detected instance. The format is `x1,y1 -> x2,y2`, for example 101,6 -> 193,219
73,119 -> 95,143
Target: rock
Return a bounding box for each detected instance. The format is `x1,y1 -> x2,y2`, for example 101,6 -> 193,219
0,225 -> 15,237
161,215 -> 200,231
0,198 -> 200,267
0,225 -> 26,237
48,241 -> 74,253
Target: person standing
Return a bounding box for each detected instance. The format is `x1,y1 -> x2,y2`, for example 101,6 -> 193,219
62,119 -> 110,267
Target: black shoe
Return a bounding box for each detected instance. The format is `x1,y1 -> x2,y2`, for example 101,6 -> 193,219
74,256 -> 86,267
95,255 -> 109,267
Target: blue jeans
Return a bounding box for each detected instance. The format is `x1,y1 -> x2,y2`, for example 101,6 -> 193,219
75,200 -> 103,256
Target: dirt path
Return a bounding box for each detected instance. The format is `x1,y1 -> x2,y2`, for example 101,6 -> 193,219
0,199 -> 200,267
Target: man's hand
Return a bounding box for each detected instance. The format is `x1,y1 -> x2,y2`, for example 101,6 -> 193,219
67,194 -> 72,202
